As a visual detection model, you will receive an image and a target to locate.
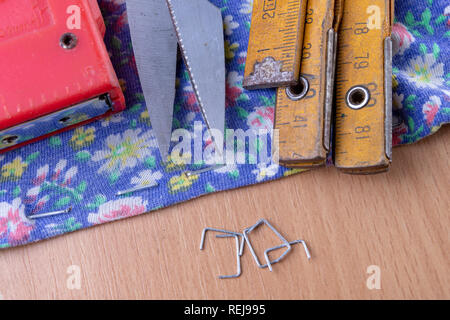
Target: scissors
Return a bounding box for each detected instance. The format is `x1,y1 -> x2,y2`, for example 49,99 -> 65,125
127,0 -> 226,161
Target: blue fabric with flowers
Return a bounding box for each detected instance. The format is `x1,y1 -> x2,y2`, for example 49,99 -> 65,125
0,0 -> 448,248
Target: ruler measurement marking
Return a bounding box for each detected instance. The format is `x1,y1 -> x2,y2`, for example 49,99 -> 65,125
273,45 -> 295,50
275,0 -> 337,167
244,0 -> 307,88
334,0 -> 391,172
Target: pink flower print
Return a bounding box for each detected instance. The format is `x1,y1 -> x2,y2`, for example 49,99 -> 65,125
0,198 -> 35,245
392,23 -> 415,56
25,160 -> 80,214
445,6 -> 450,27
393,122 -> 408,147
87,197 -> 148,224
226,72 -> 244,108
247,106 -> 275,132
181,86 -> 200,112
115,11 -> 128,33
422,96 -> 441,127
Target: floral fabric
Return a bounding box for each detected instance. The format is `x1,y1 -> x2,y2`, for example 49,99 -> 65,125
0,0 -> 448,248
392,1 -> 449,145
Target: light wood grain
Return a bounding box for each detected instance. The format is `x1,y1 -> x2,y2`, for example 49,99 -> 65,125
0,127 -> 448,300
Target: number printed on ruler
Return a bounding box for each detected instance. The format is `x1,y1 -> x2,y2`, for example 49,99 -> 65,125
244,0 -> 308,89
275,0 -> 341,167
334,0 -> 393,173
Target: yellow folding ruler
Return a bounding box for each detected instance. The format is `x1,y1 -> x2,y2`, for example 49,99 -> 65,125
246,0 -> 393,174
244,0 -> 308,90
274,0 -> 344,167
334,0 -> 393,174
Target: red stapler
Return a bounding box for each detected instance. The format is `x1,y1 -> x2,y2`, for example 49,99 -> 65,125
0,0 -> 125,153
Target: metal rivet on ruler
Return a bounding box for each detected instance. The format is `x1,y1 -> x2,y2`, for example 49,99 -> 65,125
286,76 -> 310,101
346,85 -> 370,110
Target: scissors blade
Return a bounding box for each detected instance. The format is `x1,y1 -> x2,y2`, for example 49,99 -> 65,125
127,0 -> 178,161
166,0 -> 226,138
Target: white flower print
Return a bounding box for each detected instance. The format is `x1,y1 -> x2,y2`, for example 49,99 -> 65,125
393,93 -> 404,110
92,129 -> 157,174
214,164 -> 237,173
252,162 -> 279,182
184,112 -> 197,124
130,170 -> 163,188
228,71 -> 243,87
224,15 -> 239,36
101,114 -> 126,127
240,0 -> 253,14
403,53 -> 444,89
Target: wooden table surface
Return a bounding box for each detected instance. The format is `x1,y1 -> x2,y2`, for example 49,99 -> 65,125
0,127 -> 448,300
